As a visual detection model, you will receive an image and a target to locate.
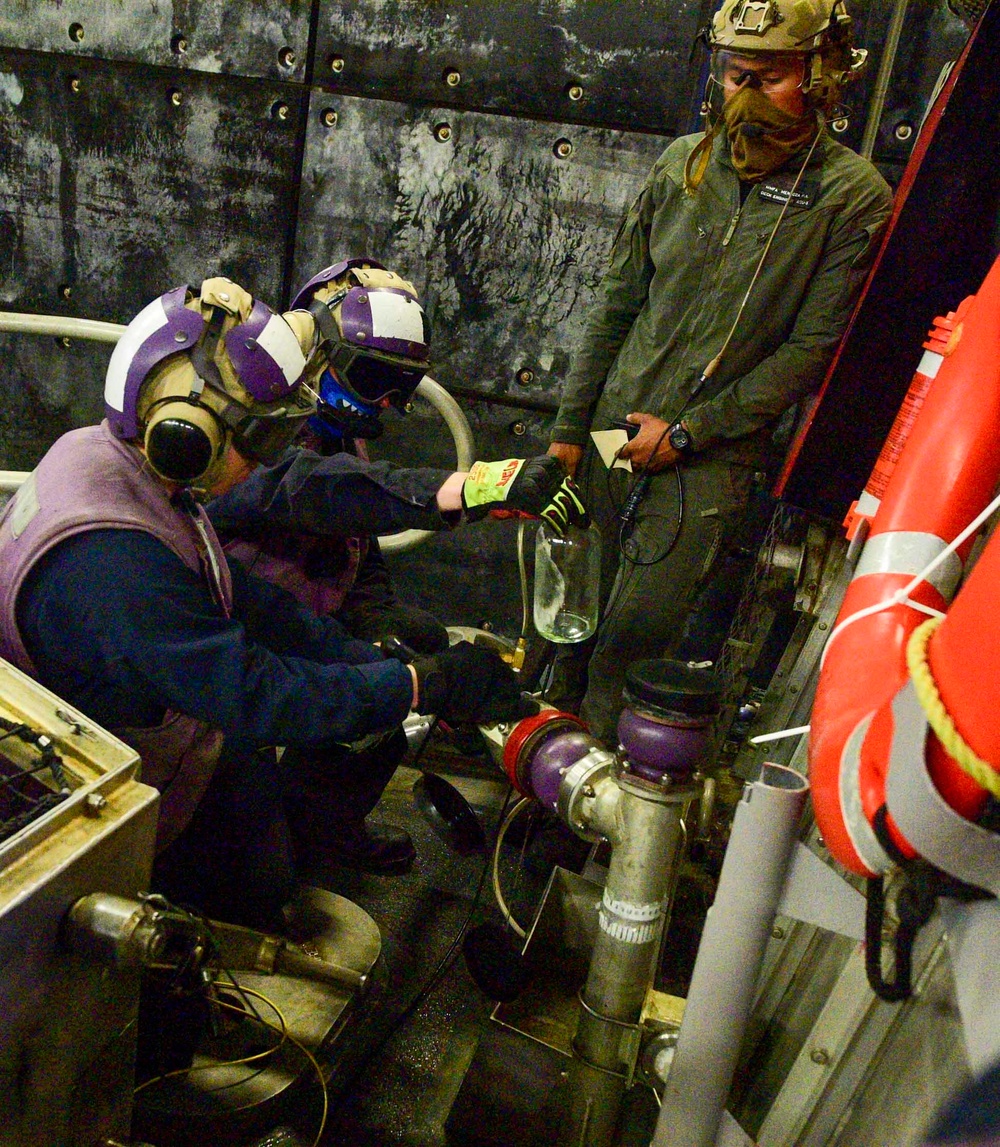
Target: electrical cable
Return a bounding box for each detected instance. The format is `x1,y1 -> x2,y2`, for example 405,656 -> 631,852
217,986 -> 328,1147
596,427 -> 669,630
133,902 -> 329,1146
0,719 -> 72,810
516,519 -> 531,640
491,797 -> 534,940
598,436 -> 685,636
618,466 -> 685,569
614,422 -> 672,543
0,759 -> 58,796
133,983 -> 329,1147
694,121 -> 826,390
517,516 -> 560,691
132,985 -> 288,1097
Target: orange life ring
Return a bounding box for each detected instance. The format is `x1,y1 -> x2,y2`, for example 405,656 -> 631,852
810,251 -> 1000,876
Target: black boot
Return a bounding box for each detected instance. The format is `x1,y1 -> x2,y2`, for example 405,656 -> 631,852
324,819 -> 416,875
281,730 -> 414,875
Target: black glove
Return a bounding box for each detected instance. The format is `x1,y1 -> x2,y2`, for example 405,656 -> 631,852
340,602 -> 450,655
413,641 -> 524,724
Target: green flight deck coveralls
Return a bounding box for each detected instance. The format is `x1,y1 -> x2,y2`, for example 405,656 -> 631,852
550,127 -> 892,743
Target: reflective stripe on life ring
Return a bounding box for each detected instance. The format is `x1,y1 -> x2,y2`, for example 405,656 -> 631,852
851,531 -> 962,598
838,714 -> 893,876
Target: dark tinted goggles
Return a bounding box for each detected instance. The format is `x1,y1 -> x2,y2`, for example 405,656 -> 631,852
326,342 -> 427,407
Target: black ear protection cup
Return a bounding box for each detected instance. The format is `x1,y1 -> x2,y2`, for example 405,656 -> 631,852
136,344 -> 232,485
142,395 -> 227,485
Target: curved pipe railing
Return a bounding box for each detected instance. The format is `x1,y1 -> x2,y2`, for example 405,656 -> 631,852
0,310 -> 476,553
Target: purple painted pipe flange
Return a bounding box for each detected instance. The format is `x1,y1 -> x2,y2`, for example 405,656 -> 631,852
617,708 -> 712,783
530,729 -> 594,812
618,658 -> 723,782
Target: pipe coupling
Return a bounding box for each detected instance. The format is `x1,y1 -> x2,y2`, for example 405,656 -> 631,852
557,748 -> 618,841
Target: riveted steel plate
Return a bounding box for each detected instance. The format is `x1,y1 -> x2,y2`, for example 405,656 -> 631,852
314,0 -> 708,134
293,93 -> 670,407
0,48 -> 305,469
0,1 -> 310,83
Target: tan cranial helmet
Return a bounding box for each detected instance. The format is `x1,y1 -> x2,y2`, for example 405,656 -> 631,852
105,277 -> 317,487
709,0 -> 868,108
290,257 -> 431,409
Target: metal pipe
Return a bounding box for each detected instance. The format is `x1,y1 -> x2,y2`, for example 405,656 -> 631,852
380,374 -> 476,554
858,0 -> 911,160
0,309 -> 474,553
402,711 -> 437,755
64,894 -> 152,966
0,312 -> 126,343
651,763 -> 808,1147
561,772 -> 695,1147
940,897 -> 1000,1075
0,471 -> 29,494
696,774 -> 717,843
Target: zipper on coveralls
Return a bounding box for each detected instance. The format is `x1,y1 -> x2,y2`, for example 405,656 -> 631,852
721,178 -> 756,247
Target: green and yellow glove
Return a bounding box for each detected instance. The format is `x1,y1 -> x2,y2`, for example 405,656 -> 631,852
461,456 -> 589,534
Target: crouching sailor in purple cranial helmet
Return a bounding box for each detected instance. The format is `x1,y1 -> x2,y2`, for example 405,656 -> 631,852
206,258 -> 590,875
0,276 -> 522,927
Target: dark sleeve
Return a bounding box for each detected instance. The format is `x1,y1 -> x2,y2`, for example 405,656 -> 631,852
337,541 -> 398,614
227,554 -> 382,664
335,541 -> 450,655
19,530 -> 413,748
207,447 -> 455,537
550,175 -> 659,445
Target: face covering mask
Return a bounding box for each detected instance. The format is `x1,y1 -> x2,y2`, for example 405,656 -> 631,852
684,82 -> 818,193
723,85 -> 818,182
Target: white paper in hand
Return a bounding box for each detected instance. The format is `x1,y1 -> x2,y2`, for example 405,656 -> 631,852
590,429 -> 633,472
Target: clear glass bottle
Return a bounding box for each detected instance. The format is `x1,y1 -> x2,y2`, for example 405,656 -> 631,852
533,520 -> 602,644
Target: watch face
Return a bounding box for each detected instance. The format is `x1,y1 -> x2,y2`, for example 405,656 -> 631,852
669,426 -> 691,451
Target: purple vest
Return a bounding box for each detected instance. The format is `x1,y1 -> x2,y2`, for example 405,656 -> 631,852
221,434 -> 370,616
223,533 -> 366,616
0,422 -> 233,850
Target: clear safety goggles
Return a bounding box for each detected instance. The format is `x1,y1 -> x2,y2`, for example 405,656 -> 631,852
710,50 -> 806,94
220,392 -> 315,465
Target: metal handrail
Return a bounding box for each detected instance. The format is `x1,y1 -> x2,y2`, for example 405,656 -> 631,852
0,310 -> 476,552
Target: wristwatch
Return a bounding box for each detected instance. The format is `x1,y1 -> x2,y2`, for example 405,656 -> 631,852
668,422 -> 694,458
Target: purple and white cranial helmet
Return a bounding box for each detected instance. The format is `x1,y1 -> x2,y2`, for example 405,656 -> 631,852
105,278 -> 311,441
290,258 -> 431,409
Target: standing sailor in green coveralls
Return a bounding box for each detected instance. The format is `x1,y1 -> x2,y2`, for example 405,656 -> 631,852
547,0 -> 893,743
